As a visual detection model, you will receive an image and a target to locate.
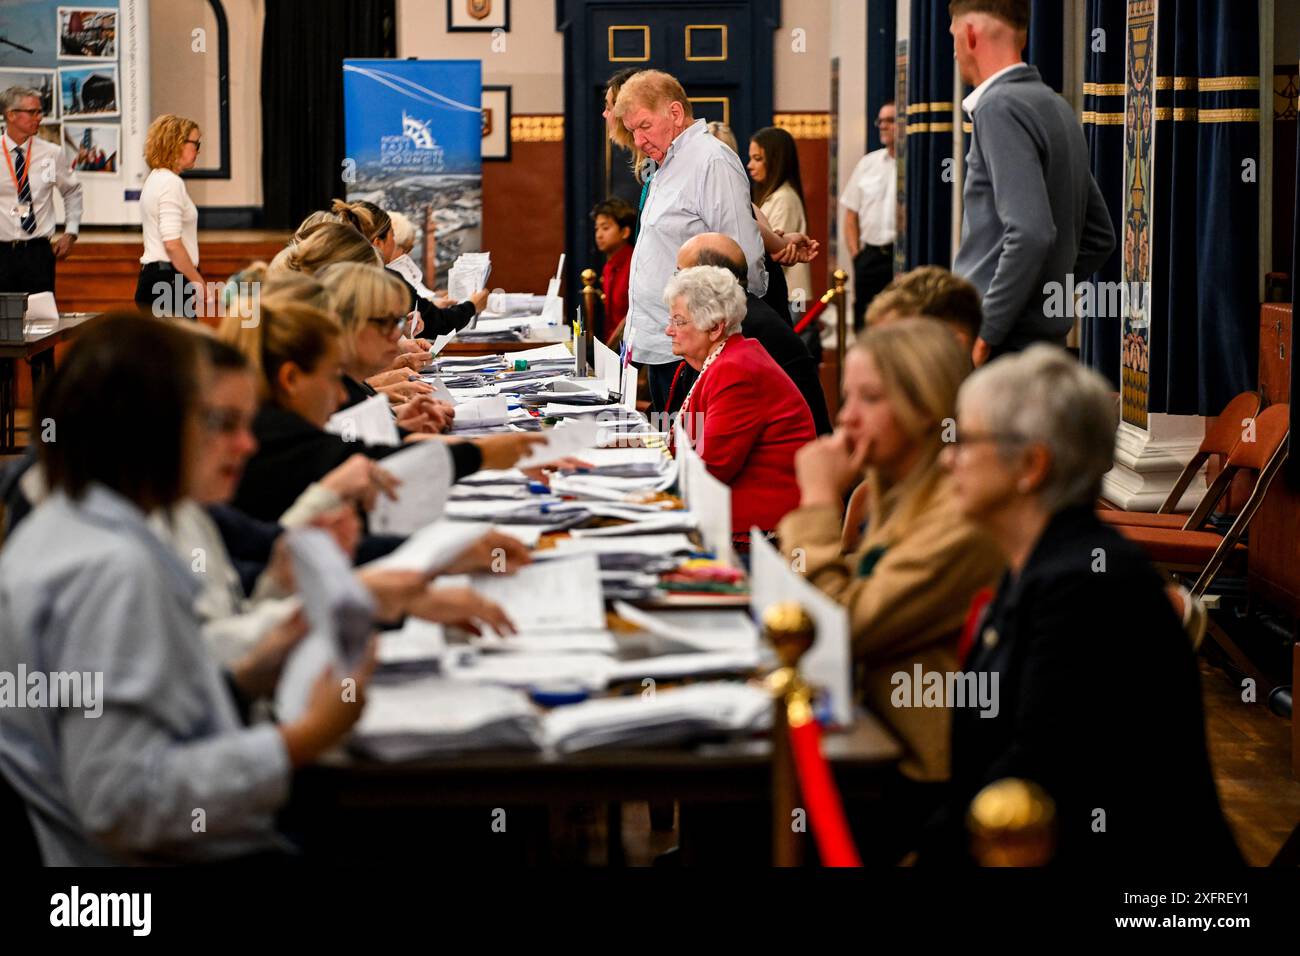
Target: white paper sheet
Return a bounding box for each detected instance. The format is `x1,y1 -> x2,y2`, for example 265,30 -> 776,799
511,343 -> 574,363
326,393 -> 400,447
516,418 -> 605,469
594,337 -> 621,395
368,440 -> 454,536
542,533 -> 697,557
377,617 -> 447,665
471,554 -> 605,632
362,520 -> 488,574
452,395 -> 511,428
612,602 -> 759,652
675,419 -> 734,566
748,530 -> 853,727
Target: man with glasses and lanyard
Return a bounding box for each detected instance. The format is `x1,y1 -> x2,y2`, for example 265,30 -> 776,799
0,87 -> 82,296
840,101 -> 897,334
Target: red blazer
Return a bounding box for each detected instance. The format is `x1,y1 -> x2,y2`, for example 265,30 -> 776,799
601,243 -> 632,341
681,335 -> 816,533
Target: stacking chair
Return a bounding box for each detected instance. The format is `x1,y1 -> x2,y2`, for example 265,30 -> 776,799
1102,390 -> 1262,530
1119,403 -> 1290,598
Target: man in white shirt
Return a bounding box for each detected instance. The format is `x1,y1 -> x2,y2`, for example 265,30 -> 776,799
840,100 -> 897,332
614,70 -> 766,413
0,87 -> 82,295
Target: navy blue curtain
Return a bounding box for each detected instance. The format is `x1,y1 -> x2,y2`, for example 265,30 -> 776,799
867,0 -> 898,153
904,0 -> 955,269
1149,0 -> 1259,416
1079,0 -> 1126,388
1025,0 -> 1064,93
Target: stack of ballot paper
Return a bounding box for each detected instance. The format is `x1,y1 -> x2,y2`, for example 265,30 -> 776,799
486,292 -> 548,316
542,681 -> 772,753
325,393 -> 400,446
351,677 -> 543,760
447,252 -> 491,302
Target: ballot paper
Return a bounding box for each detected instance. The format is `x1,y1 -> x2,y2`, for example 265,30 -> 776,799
472,628 -> 618,654
486,291 -> 548,316
448,252 -> 491,302
542,533 -> 697,558
542,681 -> 771,753
515,418 -> 605,469
363,519 -> 487,574
621,362 -> 638,411
425,377 -> 455,403
444,651 -> 615,691
429,331 -> 457,356
567,512 -> 697,537
613,602 -> 759,653
471,553 -> 605,633
512,343 -> 574,363
605,651 -> 761,682
377,618 -> 447,667
23,291 -> 58,325
368,440 -> 454,536
275,528 -> 378,722
675,418 -> 734,566
351,677 -> 542,760
451,395 -> 510,429
326,393 -> 400,446
749,530 -> 853,728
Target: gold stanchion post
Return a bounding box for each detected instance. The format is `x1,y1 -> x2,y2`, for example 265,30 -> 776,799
833,269 -> 849,395
967,778 -> 1057,867
763,601 -> 816,867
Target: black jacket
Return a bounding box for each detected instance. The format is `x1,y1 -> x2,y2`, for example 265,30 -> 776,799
340,375 -> 417,442
390,269 -> 476,339
231,405 -> 481,523
922,507 -> 1240,866
669,294 -> 833,435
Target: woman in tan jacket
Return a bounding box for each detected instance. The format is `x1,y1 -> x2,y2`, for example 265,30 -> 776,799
777,317 -> 1003,861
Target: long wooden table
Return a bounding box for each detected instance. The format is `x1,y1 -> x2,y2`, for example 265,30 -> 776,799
0,314 -> 93,453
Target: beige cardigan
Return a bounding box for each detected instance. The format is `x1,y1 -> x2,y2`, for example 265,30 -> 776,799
760,182 -> 814,304
777,466 -> 1004,782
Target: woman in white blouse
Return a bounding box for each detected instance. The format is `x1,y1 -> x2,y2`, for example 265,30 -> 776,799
135,114 -> 203,318
748,126 -> 813,310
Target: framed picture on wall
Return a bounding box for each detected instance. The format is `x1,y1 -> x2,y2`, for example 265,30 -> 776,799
447,0 -> 509,32
0,68 -> 59,122
59,64 -> 119,119
62,122 -> 119,175
482,85 -> 511,162
56,7 -> 119,60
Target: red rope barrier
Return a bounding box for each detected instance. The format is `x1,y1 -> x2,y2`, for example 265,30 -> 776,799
787,718 -> 862,867
792,296 -> 829,336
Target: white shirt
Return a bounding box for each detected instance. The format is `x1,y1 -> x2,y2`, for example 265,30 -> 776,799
961,62 -> 1027,115
0,131 -> 82,241
761,182 -> 813,303
139,167 -> 199,266
839,148 -> 897,247
625,119 -> 767,366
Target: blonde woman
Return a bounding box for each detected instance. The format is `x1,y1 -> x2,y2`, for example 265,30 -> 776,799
318,262 -> 453,435
777,317 -> 1003,861
267,220 -> 380,276
136,114 -> 204,318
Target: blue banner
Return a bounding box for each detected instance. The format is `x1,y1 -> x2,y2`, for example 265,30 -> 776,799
343,58 -> 483,285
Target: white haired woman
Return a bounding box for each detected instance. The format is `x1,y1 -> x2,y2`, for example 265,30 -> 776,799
924,345 -> 1239,866
664,265 -> 815,535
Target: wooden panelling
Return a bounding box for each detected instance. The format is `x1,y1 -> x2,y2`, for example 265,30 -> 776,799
482,137 -> 566,296
1250,304 -> 1300,615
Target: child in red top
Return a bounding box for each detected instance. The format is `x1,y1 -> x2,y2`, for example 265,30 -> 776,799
591,198 -> 636,345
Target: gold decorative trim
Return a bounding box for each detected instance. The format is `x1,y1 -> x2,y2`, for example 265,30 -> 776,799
961,121 -> 973,133
905,101 -> 954,114
1082,111 -> 1126,125
905,122 -> 953,134
773,112 -> 830,139
1155,76 -> 1195,91
608,25 -> 650,62
1083,82 -> 1126,96
1198,76 -> 1260,92
511,115 -> 564,142
685,24 -> 727,62
1152,107 -> 1199,121
1198,107 -> 1260,123
688,96 -> 729,127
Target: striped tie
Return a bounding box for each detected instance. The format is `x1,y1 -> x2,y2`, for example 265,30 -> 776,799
13,145 -> 36,236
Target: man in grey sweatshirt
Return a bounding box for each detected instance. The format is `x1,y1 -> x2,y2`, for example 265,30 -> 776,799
949,0 -> 1116,365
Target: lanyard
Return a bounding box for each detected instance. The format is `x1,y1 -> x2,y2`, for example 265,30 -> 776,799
3,137 -> 33,198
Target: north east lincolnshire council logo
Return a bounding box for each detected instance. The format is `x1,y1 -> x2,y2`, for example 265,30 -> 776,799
402,112 -> 437,150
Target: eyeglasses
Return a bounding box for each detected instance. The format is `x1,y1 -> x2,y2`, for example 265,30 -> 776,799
9,108 -> 43,117
667,318 -> 694,330
367,314 -> 408,336
186,138 -> 202,151
202,406 -> 254,435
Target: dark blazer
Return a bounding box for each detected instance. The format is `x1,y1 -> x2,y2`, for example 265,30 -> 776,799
231,405 -> 481,523
669,294 -> 833,435
760,254 -> 793,326
923,507 -> 1240,866
390,269 -> 476,339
